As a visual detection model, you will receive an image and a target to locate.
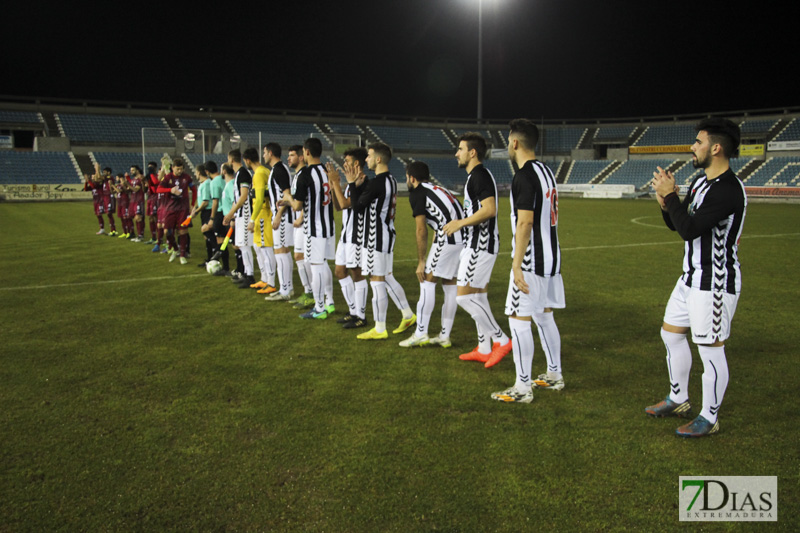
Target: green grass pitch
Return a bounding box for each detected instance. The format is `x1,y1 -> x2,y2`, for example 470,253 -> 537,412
1,197 -> 798,531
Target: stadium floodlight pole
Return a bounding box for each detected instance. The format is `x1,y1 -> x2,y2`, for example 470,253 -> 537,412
477,0 -> 483,122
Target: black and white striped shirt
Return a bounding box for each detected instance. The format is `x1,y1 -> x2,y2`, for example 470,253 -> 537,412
268,161 -> 294,225
662,168 -> 746,294
409,181 -> 465,246
351,171 -> 397,253
510,160 -> 561,276
293,163 -> 335,239
233,166 -> 252,219
463,164 -> 499,254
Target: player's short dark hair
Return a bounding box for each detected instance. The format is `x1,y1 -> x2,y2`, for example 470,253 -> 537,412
103,166 -> 112,173
243,148 -> 259,163
696,117 -> 740,159
303,138 -> 323,158
130,165 -> 143,174
344,146 -> 368,168
204,160 -> 218,173
265,142 -> 281,158
172,157 -> 185,168
406,161 -> 430,182
221,163 -> 234,176
368,142 -> 392,163
508,119 -> 540,151
457,132 -> 487,161
228,149 -> 242,163
147,161 -> 157,169
288,144 -> 303,155
196,163 -> 207,177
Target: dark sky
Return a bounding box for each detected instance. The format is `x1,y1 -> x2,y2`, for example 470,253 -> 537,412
2,1 -> 795,121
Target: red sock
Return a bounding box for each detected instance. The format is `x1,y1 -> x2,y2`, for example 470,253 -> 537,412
179,233 -> 188,257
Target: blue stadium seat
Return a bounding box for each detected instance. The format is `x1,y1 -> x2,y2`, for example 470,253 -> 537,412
0,151 -> 80,184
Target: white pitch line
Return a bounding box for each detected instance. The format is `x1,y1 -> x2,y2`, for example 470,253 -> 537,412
4,233 -> 798,290
0,273 -> 207,291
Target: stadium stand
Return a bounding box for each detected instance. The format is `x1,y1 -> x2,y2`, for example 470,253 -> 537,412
176,118 -> 220,130
90,152 -> 168,175
368,125 -> 454,151
543,127 -> 585,153
326,123 -> 363,136
603,158 -> 676,188
740,119 -> 778,136
183,153 -> 229,172
0,110 -> 43,125
744,156 -> 800,187
771,118 -> 800,143
227,120 -> 330,149
566,160 -> 616,184
632,124 -> 696,146
0,151 -> 80,184
594,126 -> 635,142
57,114 -> 175,144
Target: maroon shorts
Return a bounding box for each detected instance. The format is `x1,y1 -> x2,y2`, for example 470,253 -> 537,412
127,201 -> 144,218
117,200 -> 129,218
94,200 -> 105,216
162,209 -> 189,230
146,196 -> 158,217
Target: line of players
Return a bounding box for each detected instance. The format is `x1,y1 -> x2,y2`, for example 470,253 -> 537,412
82,122 -> 566,405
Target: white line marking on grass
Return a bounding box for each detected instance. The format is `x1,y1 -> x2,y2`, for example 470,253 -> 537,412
0,274 -> 207,291
631,216 -> 670,228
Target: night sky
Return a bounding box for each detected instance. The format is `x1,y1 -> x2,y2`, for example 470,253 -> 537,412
2,1 -> 795,121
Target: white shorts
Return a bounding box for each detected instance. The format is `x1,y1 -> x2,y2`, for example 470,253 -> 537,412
663,279 -> 739,344
457,248 -> 497,289
272,218 -> 294,249
426,240 -> 462,280
305,236 -> 336,263
293,227 -> 306,252
505,270 -> 565,316
361,249 -> 393,277
335,240 -> 361,269
234,217 -> 252,247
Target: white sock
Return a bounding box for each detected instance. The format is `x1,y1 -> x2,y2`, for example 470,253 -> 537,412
276,253 -> 293,295
310,263 -> 326,312
370,280 -> 388,332
296,259 -> 311,293
304,260 -> 314,294
533,311 -> 562,378
662,329 -> 692,404
254,245 -> 267,282
322,263 -> 334,307
355,279 -> 368,319
440,284 -> 457,340
339,276 -> 356,316
509,317 -> 534,392
457,294 -> 491,354
263,247 -> 276,286
698,345 -> 728,423
415,281 -> 436,337
386,273 -> 413,319
475,292 -> 509,345
240,246 -> 254,276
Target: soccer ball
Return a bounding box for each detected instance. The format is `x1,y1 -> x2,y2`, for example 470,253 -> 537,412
206,260 -> 222,274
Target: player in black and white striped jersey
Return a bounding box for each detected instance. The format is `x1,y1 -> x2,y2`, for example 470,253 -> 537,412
399,161 -> 465,348
443,132 -> 511,365
347,142 -> 415,340
647,118 -> 746,438
263,143 -> 296,301
327,147 -> 370,330
287,138 -> 336,320
492,119 -> 566,404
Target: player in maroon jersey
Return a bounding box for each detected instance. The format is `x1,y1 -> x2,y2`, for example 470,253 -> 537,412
83,165 -> 106,234
113,173 -> 132,238
145,162 -> 160,246
156,157 -> 195,264
128,165 -> 146,241
100,167 -> 117,236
